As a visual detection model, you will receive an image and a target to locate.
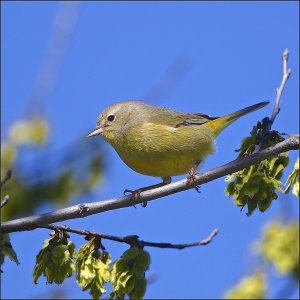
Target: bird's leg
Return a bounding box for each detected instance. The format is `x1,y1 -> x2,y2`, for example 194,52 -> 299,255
124,177 -> 172,207
187,160 -> 202,193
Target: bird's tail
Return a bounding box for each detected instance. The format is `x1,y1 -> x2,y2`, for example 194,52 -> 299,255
207,101 -> 269,137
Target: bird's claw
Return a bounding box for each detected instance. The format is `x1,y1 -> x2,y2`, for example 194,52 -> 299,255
124,189 -> 134,195
187,172 -> 201,193
141,202 -> 147,208
123,188 -> 147,207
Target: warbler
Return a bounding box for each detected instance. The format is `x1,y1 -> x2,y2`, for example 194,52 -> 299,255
87,100 -> 268,200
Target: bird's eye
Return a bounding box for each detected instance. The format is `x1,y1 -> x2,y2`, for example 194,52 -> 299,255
107,114 -> 115,122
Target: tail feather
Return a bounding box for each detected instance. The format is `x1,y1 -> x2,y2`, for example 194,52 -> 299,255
207,101 -> 269,136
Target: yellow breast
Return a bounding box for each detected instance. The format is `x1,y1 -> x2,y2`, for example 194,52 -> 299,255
109,123 -> 215,178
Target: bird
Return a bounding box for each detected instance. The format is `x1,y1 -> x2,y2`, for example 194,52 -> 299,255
87,100 -> 269,206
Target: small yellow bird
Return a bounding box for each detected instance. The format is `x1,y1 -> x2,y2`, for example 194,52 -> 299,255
87,100 -> 268,201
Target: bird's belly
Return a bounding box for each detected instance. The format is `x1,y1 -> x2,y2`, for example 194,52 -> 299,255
113,124 -> 215,178
119,151 -> 202,177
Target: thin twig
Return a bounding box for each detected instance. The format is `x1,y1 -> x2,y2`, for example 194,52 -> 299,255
1,195 -> 10,208
140,228 -> 219,249
40,224 -> 219,250
1,135 -> 298,234
257,49 -> 292,151
1,170 -> 12,209
0,170 -> 11,188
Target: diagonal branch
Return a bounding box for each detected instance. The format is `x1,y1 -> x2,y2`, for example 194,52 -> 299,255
1,170 -> 12,188
257,49 -> 292,151
1,195 -> 10,209
270,49 -> 292,125
1,170 -> 12,209
41,224 -> 219,250
1,135 -> 299,234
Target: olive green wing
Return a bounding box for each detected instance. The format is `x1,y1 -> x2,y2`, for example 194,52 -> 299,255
146,106 -> 219,128
174,113 -> 219,127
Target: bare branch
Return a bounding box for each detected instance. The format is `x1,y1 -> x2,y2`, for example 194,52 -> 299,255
1,170 -> 12,209
1,170 -> 11,188
41,224 -> 218,250
257,49 -> 292,150
1,135 -> 298,234
1,195 -> 10,208
140,228 -> 219,249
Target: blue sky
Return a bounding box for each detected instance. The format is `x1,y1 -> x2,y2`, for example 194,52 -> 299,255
1,1 -> 299,299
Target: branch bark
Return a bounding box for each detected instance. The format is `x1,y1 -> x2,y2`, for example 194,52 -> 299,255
1,135 -> 299,234
41,224 -> 219,250
1,170 -> 11,187
257,49 -> 292,151
1,170 -> 12,209
1,195 -> 10,208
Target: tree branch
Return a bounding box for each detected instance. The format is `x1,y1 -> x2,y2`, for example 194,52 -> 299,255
1,195 -> 10,209
1,135 -> 299,234
1,170 -> 12,209
1,170 -> 11,188
257,49 -> 292,151
271,49 -> 292,124
41,224 -> 219,250
140,228 -> 219,249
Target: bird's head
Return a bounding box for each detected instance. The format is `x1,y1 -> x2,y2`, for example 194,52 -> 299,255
87,100 -> 145,143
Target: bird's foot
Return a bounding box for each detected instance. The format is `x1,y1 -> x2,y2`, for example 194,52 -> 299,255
124,189 -> 147,207
123,177 -> 171,208
187,160 -> 201,193
187,170 -> 201,193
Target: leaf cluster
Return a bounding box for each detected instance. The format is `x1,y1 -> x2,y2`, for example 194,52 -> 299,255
1,115 -> 104,221
225,118 -> 293,215
76,236 -> 111,299
0,233 -> 20,270
25,233 -> 151,299
284,158 -> 299,197
33,230 -> 76,284
258,221 -> 299,281
224,271 -> 266,299
110,247 -> 150,299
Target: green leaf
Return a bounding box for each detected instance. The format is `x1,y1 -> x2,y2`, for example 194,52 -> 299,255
246,196 -> 258,216
1,143 -> 17,170
129,278 -> 147,299
115,258 -> 128,274
33,231 -> 75,284
1,115 -> 104,223
119,272 -> 133,288
225,182 -> 235,196
67,240 -> 76,258
225,121 -> 291,215
225,174 -> 235,182
233,193 -> 247,207
257,194 -> 273,212
258,221 -> 299,280
51,244 -> 69,263
8,117 -> 49,146
134,250 -> 151,273
122,247 -> 139,261
0,233 -> 20,267
76,237 -> 111,299
224,271 -> 267,299
110,247 -> 150,299
284,158 -> 299,197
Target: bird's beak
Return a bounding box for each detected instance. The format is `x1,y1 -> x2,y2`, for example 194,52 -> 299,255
86,128 -> 103,138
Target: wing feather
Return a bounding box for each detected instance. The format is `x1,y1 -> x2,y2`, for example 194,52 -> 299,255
144,106 -> 219,128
